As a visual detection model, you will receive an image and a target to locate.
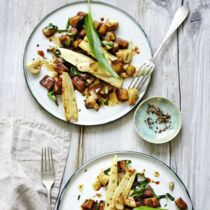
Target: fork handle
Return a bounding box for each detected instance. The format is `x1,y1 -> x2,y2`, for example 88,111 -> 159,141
152,5 -> 189,60
47,191 -> 51,210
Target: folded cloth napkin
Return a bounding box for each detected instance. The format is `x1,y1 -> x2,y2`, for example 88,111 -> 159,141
0,119 -> 70,210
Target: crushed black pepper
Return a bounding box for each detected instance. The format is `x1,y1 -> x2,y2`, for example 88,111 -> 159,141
145,104 -> 172,134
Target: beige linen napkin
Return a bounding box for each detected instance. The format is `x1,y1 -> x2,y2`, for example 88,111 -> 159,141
0,119 -> 70,210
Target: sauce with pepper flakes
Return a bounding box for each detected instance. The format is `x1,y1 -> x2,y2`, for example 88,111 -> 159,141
145,104 -> 172,134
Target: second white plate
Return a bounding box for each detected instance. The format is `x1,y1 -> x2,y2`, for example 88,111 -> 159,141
57,151 -> 193,210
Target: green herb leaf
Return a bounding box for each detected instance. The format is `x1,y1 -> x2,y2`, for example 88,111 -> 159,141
57,29 -> 68,33
48,90 -> 58,106
125,160 -> 132,168
100,97 -> 109,106
66,18 -> 71,30
55,49 -> 61,56
166,193 -> 175,201
47,23 -> 58,30
85,0 -> 119,78
102,40 -> 114,50
68,66 -> 81,76
130,180 -> 148,197
157,193 -> 174,201
104,168 -> 110,175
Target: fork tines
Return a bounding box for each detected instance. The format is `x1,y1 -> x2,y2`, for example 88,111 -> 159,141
41,147 -> 55,175
128,61 -> 154,90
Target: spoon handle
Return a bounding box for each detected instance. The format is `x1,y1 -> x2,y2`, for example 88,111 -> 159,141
152,5 -> 189,60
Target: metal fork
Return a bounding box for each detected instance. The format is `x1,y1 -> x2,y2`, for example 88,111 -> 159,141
129,5 -> 189,90
41,147 -> 55,210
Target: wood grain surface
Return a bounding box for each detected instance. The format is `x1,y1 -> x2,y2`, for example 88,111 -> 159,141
0,0 -> 209,209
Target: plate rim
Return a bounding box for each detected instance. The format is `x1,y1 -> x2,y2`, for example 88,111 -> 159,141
57,151 -> 194,210
23,0 -> 152,126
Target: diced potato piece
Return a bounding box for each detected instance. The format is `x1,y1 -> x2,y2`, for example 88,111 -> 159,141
116,49 -> 133,63
98,23 -> 108,35
42,26 -> 57,37
69,15 -> 81,27
106,19 -> 119,31
126,65 -> 136,77
27,59 -> 42,74
72,39 -> 82,49
104,31 -> 116,41
112,59 -> 124,73
93,177 -> 101,191
108,91 -> 119,106
124,197 -> 136,208
94,21 -> 102,30
116,88 -> 128,101
98,171 -> 109,187
85,95 -> 100,111
128,88 -> 139,105
62,72 -> 78,122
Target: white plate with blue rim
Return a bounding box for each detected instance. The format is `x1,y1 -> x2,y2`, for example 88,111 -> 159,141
23,1 -> 152,126
57,151 -> 193,210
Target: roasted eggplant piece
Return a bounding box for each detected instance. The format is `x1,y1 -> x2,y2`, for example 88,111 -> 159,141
59,35 -> 71,47
72,76 -> 86,93
115,37 -> 129,49
175,197 -> 188,210
78,29 -> 86,38
142,186 -> 155,198
40,75 -> 54,90
53,60 -> 68,73
77,11 -> 87,17
111,41 -> 120,54
53,77 -> 62,94
143,197 -> 161,208
81,199 -> 94,209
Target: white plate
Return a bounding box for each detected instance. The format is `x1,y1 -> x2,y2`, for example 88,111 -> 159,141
23,1 -> 152,125
57,152 -> 193,210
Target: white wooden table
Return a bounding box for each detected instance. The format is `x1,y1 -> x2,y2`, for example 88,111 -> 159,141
1,0 -> 209,209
